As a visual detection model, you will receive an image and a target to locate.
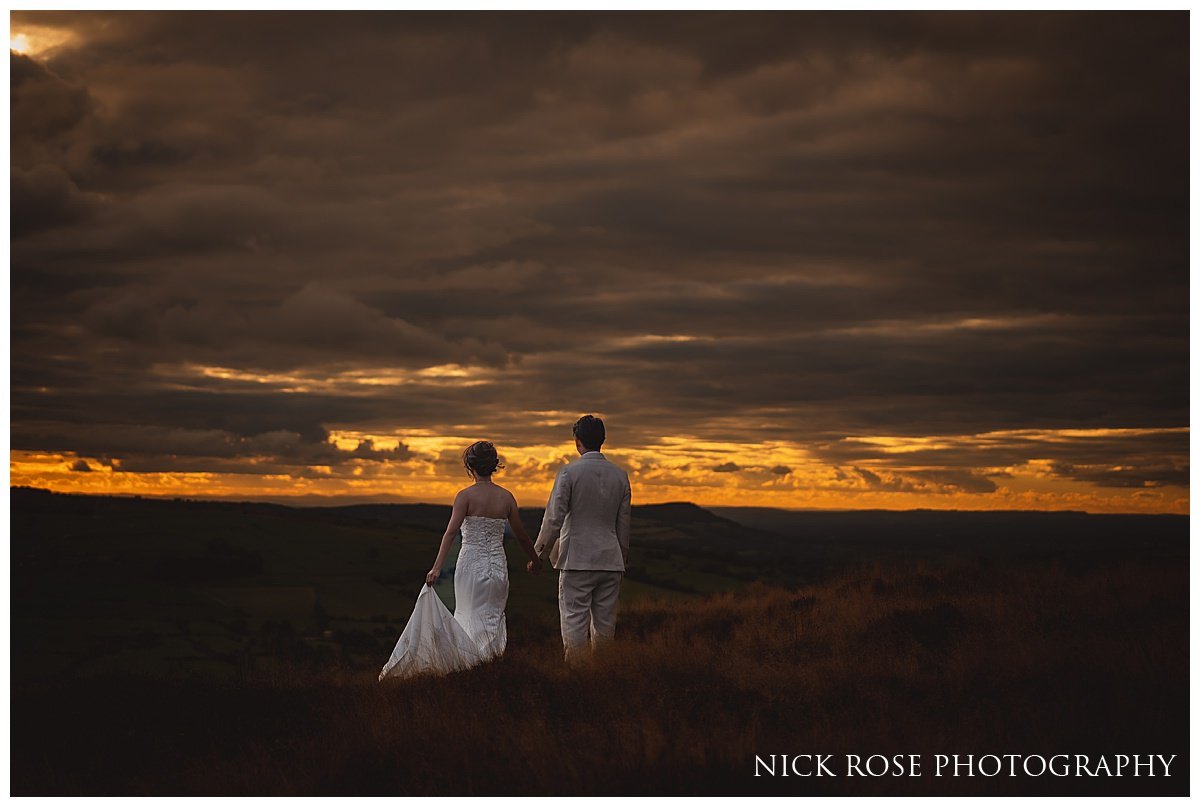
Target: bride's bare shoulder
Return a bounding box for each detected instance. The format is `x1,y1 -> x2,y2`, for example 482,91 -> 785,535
487,484 -> 518,510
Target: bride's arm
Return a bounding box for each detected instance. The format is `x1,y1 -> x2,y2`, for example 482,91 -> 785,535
426,491 -> 468,586
506,494 -> 541,571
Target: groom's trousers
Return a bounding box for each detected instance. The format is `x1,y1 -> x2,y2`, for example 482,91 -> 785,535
558,569 -> 623,663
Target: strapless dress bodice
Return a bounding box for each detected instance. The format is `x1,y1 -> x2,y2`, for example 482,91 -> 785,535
460,515 -> 506,547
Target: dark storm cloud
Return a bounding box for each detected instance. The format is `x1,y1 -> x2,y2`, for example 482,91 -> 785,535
10,11 -> 1187,492
12,418 -> 415,478
11,51 -> 90,151
1048,461 -> 1189,489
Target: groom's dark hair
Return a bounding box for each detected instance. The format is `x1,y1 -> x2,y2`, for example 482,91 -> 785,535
572,415 -> 605,451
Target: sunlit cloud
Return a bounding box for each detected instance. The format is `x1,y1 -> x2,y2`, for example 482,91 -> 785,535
9,23 -> 77,57
155,362 -> 496,393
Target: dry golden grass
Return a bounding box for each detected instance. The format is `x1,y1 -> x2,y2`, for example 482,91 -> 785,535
13,555 -> 1187,796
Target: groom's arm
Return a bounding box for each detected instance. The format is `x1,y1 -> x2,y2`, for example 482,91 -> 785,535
534,468 -> 572,560
616,478 -> 631,567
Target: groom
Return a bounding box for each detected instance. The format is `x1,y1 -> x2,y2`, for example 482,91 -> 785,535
532,414 -> 632,663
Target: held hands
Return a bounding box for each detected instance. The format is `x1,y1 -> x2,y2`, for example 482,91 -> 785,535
526,557 -> 543,575
424,567 -> 441,587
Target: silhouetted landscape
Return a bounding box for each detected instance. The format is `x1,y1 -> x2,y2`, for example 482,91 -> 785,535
10,486 -> 1188,795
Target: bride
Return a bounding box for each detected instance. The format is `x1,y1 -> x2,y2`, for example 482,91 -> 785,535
378,440 -> 543,681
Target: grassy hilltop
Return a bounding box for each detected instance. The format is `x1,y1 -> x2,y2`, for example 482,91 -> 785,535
9,487 -> 1189,796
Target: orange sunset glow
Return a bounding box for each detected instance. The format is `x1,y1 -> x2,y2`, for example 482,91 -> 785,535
10,423 -> 1189,514
9,11 -> 1188,515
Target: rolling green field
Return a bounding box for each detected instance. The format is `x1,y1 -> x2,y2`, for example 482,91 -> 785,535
12,488 -> 787,681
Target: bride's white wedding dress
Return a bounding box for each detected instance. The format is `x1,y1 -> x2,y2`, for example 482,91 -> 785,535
378,515 -> 509,681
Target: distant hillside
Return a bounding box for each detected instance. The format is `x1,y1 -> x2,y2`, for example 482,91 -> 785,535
711,504 -> 1187,568
10,487 -> 732,531
13,485 -> 1189,575
10,485 -> 1189,687
631,501 -> 738,524
710,504 -> 1188,533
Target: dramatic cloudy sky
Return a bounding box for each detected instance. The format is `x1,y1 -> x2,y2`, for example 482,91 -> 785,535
9,10 -> 1189,512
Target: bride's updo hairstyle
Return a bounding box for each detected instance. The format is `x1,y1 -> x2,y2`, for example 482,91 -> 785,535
462,440 -> 504,478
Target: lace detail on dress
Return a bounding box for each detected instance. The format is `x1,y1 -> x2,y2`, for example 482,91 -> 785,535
460,514 -> 506,546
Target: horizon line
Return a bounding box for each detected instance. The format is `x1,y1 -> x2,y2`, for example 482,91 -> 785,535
9,485 -> 1187,518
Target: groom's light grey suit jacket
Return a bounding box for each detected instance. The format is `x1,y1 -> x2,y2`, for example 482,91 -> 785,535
534,451 -> 631,571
